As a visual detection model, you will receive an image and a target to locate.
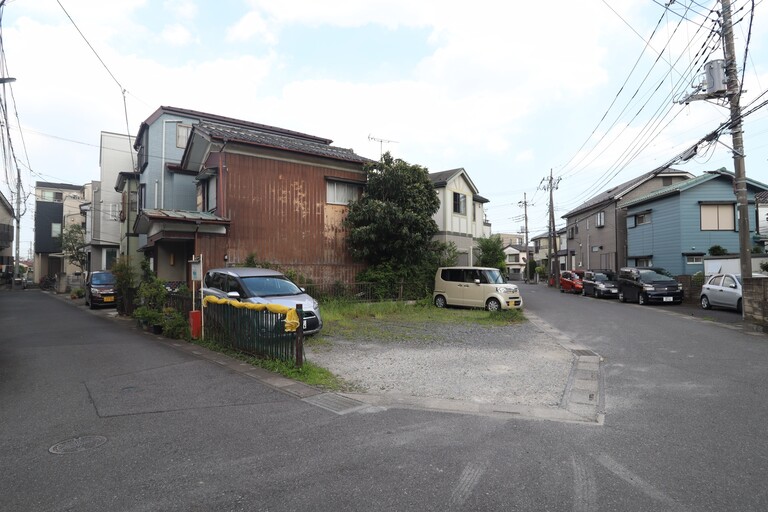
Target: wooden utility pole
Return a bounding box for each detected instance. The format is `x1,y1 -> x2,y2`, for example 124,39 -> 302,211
721,0 -> 752,278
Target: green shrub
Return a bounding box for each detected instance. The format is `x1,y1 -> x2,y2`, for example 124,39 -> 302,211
162,311 -> 190,340
708,245 -> 728,256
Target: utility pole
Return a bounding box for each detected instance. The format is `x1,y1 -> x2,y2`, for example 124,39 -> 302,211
518,193 -> 531,282
541,170 -> 561,288
721,0 -> 752,278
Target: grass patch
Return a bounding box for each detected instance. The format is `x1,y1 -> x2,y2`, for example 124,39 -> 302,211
315,298 -> 525,342
191,338 -> 352,392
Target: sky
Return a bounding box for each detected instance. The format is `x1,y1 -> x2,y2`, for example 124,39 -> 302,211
1,0 -> 767,259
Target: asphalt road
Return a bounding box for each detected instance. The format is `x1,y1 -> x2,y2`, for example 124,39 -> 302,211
2,287 -> 768,511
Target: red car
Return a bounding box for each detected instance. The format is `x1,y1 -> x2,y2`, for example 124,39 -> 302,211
560,270 -> 584,293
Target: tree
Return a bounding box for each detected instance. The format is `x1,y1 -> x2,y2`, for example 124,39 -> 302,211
59,224 -> 87,273
345,152 -> 440,267
708,245 -> 728,256
475,235 -> 506,273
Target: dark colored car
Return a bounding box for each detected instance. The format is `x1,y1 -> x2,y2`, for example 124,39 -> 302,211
560,270 -> 584,294
202,267 -> 322,334
85,270 -> 117,309
582,269 -> 619,298
617,267 -> 683,305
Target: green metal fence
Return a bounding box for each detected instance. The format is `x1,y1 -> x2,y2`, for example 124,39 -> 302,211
203,298 -> 303,364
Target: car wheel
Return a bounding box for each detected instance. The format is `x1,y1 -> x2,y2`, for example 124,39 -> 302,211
486,298 -> 501,311
737,298 -> 742,314
638,293 -> 647,305
700,295 -> 711,310
560,287 -> 564,293
593,289 -> 599,298
434,295 -> 447,308
619,291 -> 626,303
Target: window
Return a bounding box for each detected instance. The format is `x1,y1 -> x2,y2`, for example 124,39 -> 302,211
701,204 -> 735,230
636,213 -> 651,225
568,226 -> 575,239
662,177 -> 673,186
596,211 -> 605,227
176,124 -> 192,148
326,181 -> 362,205
139,184 -> 147,210
453,192 -> 466,215
686,256 -> 703,264
198,176 -> 217,212
41,190 -> 63,202
105,203 -> 119,221
51,223 -> 61,238
105,248 -> 117,270
636,257 -> 652,267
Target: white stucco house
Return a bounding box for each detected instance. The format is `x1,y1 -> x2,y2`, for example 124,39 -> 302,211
429,168 -> 491,266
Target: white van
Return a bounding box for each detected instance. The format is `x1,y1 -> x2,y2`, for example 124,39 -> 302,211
433,266 -> 523,311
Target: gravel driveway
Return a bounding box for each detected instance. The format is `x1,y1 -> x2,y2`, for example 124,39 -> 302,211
306,318 -> 574,408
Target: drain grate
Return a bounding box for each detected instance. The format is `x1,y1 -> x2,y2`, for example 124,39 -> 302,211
573,349 -> 597,357
303,393 -> 367,414
49,435 -> 107,454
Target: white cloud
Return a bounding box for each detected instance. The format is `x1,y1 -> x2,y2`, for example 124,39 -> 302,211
161,24 -> 195,46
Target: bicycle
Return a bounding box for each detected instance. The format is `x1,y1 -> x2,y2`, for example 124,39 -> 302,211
40,275 -> 56,291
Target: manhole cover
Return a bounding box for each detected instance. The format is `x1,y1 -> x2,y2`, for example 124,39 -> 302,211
49,435 -> 107,454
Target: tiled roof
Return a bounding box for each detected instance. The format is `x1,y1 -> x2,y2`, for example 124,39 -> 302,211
621,168 -> 768,209
139,209 -> 229,224
140,106 -> 332,145
562,167 -> 691,218
194,121 -> 371,164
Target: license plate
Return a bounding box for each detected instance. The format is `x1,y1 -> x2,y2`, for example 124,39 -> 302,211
663,296 -> 673,302
104,296 -> 114,302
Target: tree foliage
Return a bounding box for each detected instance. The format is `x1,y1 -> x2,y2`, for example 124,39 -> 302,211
345,152 -> 440,267
59,223 -> 88,273
476,234 -> 506,273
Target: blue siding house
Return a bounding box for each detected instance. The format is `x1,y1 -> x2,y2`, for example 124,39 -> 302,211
622,168 -> 768,276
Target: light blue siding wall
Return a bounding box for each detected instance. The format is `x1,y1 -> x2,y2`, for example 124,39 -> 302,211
142,113 -> 198,211
626,175 -> 762,276
627,193 -> 683,274
679,179 -> 740,258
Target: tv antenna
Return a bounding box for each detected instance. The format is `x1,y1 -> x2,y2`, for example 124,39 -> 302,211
368,134 -> 399,158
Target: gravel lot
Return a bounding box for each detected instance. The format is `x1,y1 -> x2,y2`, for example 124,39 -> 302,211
306,319 -> 574,407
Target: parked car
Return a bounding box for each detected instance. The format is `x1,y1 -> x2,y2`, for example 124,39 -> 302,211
617,267 -> 683,305
582,269 -> 619,298
85,270 -> 117,309
560,270 -> 584,294
433,266 -> 523,311
699,273 -> 766,313
202,267 -> 322,334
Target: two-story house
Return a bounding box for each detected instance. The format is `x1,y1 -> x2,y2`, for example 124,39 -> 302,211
0,190 -> 13,282
428,168 -> 491,266
562,167 -> 693,271
622,168 -> 768,276
135,115 -> 371,285
34,182 -> 86,281
82,132 -> 136,273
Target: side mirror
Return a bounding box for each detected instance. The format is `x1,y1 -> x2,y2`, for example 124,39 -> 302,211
474,279 -> 481,285
227,291 -> 241,299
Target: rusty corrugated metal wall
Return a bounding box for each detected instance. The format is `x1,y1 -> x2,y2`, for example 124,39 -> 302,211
218,152 -> 366,284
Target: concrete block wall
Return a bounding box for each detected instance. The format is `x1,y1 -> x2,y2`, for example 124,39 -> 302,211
743,277 -> 768,329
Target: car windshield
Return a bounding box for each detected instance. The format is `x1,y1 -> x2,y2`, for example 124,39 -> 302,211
91,273 -> 115,285
595,272 -> 614,281
638,270 -> 674,283
241,276 -> 302,297
483,269 -> 505,284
